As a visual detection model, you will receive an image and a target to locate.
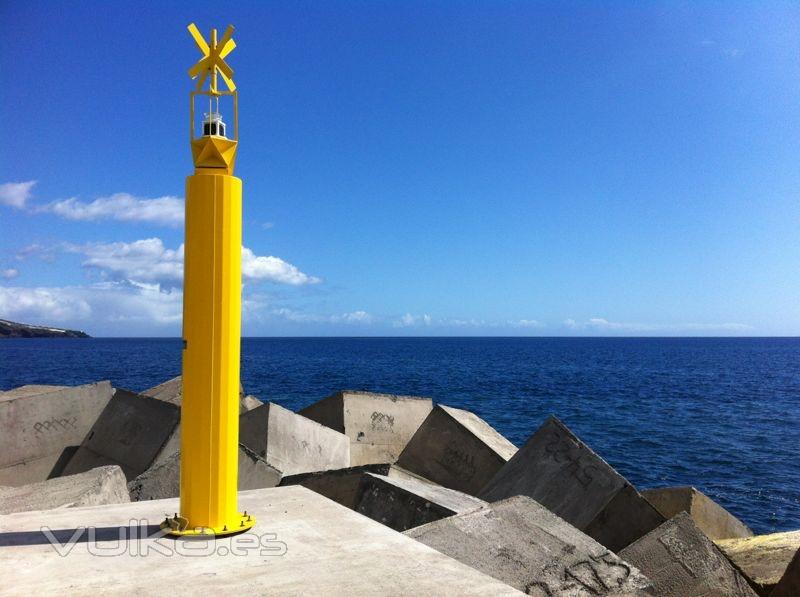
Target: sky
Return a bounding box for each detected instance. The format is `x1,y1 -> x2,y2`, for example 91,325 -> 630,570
1,1 -> 800,337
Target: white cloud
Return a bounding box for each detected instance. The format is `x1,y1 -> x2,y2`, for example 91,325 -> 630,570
511,319 -> 541,328
242,248 -> 321,285
395,313 -> 433,328
93,282 -> 183,325
15,243 -> 57,262
272,308 -> 374,324
67,238 -> 319,288
0,181 -> 36,208
0,286 -> 92,322
1,268 -> 19,279
0,282 -> 182,331
0,282 -> 183,332
71,238 -> 184,286
261,222 -> 275,230
41,193 -> 185,227
336,310 -> 373,324
564,317 -> 753,334
0,181 -> 183,226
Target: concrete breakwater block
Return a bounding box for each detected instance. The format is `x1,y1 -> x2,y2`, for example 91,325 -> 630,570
620,512 -> 758,596
642,485 -> 753,540
138,390 -> 263,472
141,376 -> 184,405
143,375 -> 254,413
61,389 -> 180,481
0,465 -> 130,514
240,394 -> 262,412
279,463 -> 393,509
0,381 -> 114,486
240,402 -> 350,476
396,405 -> 517,496
405,495 -> 652,595
0,384 -> 64,397
715,530 -> 800,596
300,391 -> 433,466
771,547 -> 800,597
479,416 -> 664,552
355,472 -> 486,532
0,486 -> 523,595
128,445 -> 281,501
279,463 -> 426,510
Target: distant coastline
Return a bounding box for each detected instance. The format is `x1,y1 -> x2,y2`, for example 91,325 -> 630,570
0,318 -> 90,338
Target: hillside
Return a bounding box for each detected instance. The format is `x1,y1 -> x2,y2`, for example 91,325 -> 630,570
0,319 -> 90,338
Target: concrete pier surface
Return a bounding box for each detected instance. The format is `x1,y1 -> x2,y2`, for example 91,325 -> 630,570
0,486 -> 523,596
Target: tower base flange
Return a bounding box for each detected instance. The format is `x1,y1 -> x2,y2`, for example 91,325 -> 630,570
160,512 -> 256,537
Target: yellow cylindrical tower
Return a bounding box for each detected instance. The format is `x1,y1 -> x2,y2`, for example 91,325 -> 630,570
163,23 -> 254,536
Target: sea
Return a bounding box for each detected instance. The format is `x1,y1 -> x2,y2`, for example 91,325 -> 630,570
1,336 -> 798,535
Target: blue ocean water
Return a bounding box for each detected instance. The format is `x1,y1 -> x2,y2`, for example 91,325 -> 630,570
1,336 -> 798,534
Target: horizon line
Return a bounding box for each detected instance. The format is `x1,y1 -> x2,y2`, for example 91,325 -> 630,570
8,335 -> 799,340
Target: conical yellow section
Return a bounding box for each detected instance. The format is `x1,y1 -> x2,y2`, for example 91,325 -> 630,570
191,137 -> 238,174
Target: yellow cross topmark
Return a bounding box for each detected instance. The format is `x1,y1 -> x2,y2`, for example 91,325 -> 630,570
188,23 -> 236,94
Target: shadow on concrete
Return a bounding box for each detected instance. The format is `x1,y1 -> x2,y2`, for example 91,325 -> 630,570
0,524 -> 163,547
46,446 -> 79,479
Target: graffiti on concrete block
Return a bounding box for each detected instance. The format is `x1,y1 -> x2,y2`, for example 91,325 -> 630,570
437,441 -> 477,480
370,411 -> 395,431
33,417 -> 78,434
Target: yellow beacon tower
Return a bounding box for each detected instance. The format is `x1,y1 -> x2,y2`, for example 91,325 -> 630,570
163,23 -> 254,536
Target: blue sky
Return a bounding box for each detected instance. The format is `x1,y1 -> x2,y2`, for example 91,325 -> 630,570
2,1 -> 799,336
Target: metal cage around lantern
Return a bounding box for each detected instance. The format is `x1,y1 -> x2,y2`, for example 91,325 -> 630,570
190,90 -> 238,142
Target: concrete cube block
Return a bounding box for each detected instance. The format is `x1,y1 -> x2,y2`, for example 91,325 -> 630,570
136,390 -> 262,472
479,416 -> 664,551
0,385 -> 65,398
143,375 -> 250,411
240,394 -> 262,413
355,472 -> 486,532
772,547 -> 800,597
128,445 -> 281,501
405,495 -> 652,595
0,465 -> 130,514
240,401 -> 350,476
142,376 -> 184,405
300,390 -> 433,465
715,530 -> 800,595
643,486 -> 753,540
0,381 -> 114,486
279,463 -> 392,509
278,463 -> 426,509
61,388 -> 180,480
620,513 -> 758,596
397,405 -> 517,495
